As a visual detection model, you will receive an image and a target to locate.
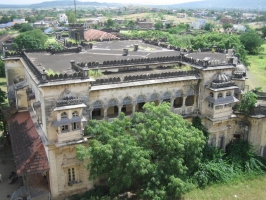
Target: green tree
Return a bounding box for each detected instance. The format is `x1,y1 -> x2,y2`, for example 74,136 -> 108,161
223,23 -> 233,30
261,26 -> 266,38
191,32 -> 249,66
238,91 -> 257,114
66,10 -> 76,23
154,21 -> 163,30
25,16 -> 36,23
0,87 -> 7,136
13,23 -> 22,30
240,29 -> 263,54
0,59 -> 5,78
0,15 -> 10,23
125,20 -> 135,28
14,29 -> 48,49
19,23 -> 34,32
77,103 -> 205,199
203,23 -> 214,31
105,18 -> 115,28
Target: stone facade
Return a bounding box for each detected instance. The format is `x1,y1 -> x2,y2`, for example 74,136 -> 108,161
3,40 -> 266,199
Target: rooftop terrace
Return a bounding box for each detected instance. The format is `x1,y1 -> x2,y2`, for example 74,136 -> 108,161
27,40 -> 179,74
3,40 -> 237,84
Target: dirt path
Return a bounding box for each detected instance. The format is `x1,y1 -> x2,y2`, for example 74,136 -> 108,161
0,146 -> 21,199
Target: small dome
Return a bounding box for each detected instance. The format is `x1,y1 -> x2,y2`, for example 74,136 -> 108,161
235,64 -> 246,72
213,73 -> 229,83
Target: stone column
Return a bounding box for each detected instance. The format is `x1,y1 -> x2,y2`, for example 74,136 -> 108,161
170,98 -> 174,111
132,101 -> 137,115
88,109 -> 93,120
182,95 -> 187,114
104,106 -> 108,119
118,104 -> 123,116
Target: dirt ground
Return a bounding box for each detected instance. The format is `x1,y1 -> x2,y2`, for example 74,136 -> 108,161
0,146 -> 22,199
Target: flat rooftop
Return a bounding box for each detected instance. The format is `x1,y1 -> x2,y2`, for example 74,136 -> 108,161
27,40 -> 180,74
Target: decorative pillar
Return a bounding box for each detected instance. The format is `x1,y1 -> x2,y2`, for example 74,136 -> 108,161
182,95 -> 187,114
118,104 -> 123,116
104,106 -> 108,119
132,101 -> 137,115
89,109 -> 93,120
170,98 -> 174,111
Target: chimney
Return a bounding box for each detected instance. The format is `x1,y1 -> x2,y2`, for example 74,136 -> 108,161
123,49 -> 128,56
134,45 -> 138,51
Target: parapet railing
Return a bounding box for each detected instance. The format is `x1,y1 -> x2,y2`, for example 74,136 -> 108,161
91,70 -> 199,86
56,98 -> 83,107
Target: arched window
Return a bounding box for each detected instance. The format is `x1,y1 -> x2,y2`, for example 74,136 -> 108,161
226,92 -> 231,96
210,92 -> 214,97
218,93 -> 223,98
61,112 -> 67,118
72,111 -> 78,117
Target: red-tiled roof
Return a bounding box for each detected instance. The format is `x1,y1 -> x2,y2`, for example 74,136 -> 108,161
0,34 -> 11,43
84,29 -> 118,41
8,112 -> 49,175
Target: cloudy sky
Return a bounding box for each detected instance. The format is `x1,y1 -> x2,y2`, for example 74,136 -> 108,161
5,0 -> 202,5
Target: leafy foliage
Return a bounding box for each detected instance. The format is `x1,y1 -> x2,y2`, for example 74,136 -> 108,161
77,103 -> 205,199
14,29 -> 48,49
19,23 -> 34,32
154,21 -> 163,30
240,29 -> 264,54
203,23 -> 214,31
190,32 -> 249,66
66,10 -> 76,23
223,23 -> 233,30
262,26 -> 266,38
0,59 -> 5,78
226,140 -> 266,172
238,91 -> 257,114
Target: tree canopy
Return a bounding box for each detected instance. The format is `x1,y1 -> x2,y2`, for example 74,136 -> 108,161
77,102 -> 205,199
66,10 -> 76,23
262,26 -> 266,38
154,21 -> 163,30
240,29 -> 263,54
238,91 -> 257,115
14,29 -> 48,49
190,32 -> 248,66
105,18 -> 115,28
19,23 -> 34,32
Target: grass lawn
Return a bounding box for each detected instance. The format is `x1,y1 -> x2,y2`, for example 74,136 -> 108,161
184,174 -> 266,200
246,43 -> 266,91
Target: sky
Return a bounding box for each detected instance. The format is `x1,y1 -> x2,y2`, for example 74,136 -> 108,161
4,0 -> 202,5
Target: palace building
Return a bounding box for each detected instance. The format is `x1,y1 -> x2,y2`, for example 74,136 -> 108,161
2,39 -> 266,199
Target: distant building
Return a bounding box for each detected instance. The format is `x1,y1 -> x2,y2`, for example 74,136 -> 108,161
177,13 -> 187,18
12,18 -> 27,24
220,15 -> 237,25
58,13 -> 68,24
190,19 -> 206,29
33,21 -> 49,28
243,13 -> 257,21
233,24 -> 246,32
136,19 -> 154,29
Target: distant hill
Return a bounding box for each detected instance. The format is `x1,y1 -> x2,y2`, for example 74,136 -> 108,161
0,0 -> 266,9
162,0 -> 266,9
0,1 -> 123,9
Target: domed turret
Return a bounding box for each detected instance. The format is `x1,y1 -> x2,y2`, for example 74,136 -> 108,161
213,73 -> 229,83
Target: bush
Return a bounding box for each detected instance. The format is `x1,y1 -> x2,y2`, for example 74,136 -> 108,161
226,140 -> 266,172
259,55 -> 264,59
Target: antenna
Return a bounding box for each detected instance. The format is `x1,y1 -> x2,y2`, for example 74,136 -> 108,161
74,0 -> 77,21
